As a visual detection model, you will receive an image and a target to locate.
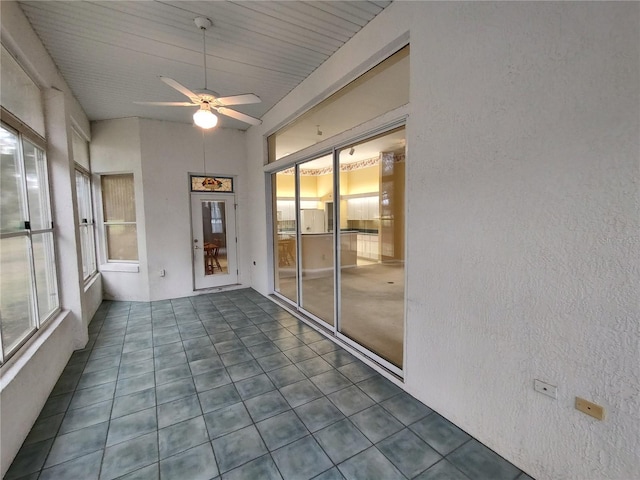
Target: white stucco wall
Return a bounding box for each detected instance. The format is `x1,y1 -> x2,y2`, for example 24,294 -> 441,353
246,3 -> 640,480
406,3 -> 639,479
139,119 -> 249,301
0,313 -> 75,477
91,117 -> 150,301
1,2 -> 100,475
90,118 -> 250,302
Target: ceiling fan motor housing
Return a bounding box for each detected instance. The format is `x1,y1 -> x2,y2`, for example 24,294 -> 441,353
194,17 -> 213,30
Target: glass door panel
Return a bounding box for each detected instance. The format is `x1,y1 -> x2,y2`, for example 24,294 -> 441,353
273,171 -> 297,303
191,195 -> 237,289
298,155 -> 334,326
338,127 -> 406,368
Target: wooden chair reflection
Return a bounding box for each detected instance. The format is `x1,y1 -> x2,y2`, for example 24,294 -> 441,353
204,243 -> 222,274
278,237 -> 295,266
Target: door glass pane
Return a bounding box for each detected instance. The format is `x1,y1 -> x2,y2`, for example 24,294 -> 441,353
299,155 -> 334,325
32,232 -> 59,321
1,125 -> 27,234
202,201 -> 228,275
23,139 -> 51,231
0,236 -> 36,353
273,171 -> 297,303
105,224 -> 138,261
338,127 -> 406,367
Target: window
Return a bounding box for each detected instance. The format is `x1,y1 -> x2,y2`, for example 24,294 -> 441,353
0,46 -> 45,137
0,122 -> 59,363
1,44 -> 57,363
268,45 -> 409,163
76,169 -> 96,279
72,128 -> 97,280
101,174 -> 138,261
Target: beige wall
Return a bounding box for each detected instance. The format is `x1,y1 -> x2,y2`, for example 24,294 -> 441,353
299,175 -> 317,198
316,173 -> 333,201
346,165 -> 379,195
276,172 -> 295,197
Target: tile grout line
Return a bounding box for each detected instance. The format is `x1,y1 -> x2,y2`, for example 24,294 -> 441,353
96,300 -> 120,480
11,290 -> 527,479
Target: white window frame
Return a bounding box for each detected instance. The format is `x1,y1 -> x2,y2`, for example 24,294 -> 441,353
100,173 -> 138,263
75,166 -> 97,281
0,114 -> 60,364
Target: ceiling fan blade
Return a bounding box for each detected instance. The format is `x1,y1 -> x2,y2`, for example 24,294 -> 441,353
134,101 -> 196,106
159,76 -> 200,102
215,93 -> 261,106
217,107 -> 262,126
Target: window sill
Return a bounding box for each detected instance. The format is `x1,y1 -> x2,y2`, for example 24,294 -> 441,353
82,270 -> 100,287
0,310 -> 70,384
99,263 -> 139,273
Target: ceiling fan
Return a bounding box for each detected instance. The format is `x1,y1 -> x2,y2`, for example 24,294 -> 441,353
135,17 -> 262,129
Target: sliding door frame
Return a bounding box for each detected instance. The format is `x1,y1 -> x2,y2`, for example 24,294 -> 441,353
267,111 -> 408,376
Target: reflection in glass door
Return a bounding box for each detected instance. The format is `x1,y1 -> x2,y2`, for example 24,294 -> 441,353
271,126 -> 405,373
273,171 -> 297,303
298,155 -> 334,326
338,127 -> 406,369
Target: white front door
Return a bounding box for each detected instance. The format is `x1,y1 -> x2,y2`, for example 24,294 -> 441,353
191,194 -> 238,289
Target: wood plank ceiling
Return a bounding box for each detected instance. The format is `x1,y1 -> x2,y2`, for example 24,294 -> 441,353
17,1 -> 391,130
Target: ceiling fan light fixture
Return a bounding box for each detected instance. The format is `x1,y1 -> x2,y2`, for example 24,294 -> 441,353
134,16 -> 261,127
193,106 -> 218,129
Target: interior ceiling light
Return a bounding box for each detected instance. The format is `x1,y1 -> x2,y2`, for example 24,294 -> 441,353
193,103 -> 218,129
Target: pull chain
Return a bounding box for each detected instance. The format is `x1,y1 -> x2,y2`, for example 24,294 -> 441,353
202,129 -> 206,175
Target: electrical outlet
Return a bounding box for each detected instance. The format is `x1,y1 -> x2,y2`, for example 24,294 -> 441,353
159,269 -> 165,277
575,397 -> 604,420
534,379 -> 557,399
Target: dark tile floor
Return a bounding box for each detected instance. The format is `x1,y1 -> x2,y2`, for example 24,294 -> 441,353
6,289 -> 534,480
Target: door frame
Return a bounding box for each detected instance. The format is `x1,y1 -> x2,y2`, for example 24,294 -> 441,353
190,192 -> 238,290
267,120 -> 408,378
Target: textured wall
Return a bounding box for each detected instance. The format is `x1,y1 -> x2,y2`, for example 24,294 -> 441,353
139,119 -> 249,301
1,4 -> 97,474
405,3 -> 639,479
0,314 -> 75,477
91,118 -> 150,301
247,2 -> 639,479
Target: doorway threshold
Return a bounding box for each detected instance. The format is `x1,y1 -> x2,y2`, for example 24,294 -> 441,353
193,283 -> 245,294
267,293 -> 404,384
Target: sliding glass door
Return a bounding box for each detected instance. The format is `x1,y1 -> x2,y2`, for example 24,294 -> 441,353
298,155 -> 334,326
337,128 -> 405,369
273,171 -> 297,304
271,126 -> 406,372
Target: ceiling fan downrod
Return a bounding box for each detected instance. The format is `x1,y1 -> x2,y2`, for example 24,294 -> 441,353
194,17 -> 213,90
